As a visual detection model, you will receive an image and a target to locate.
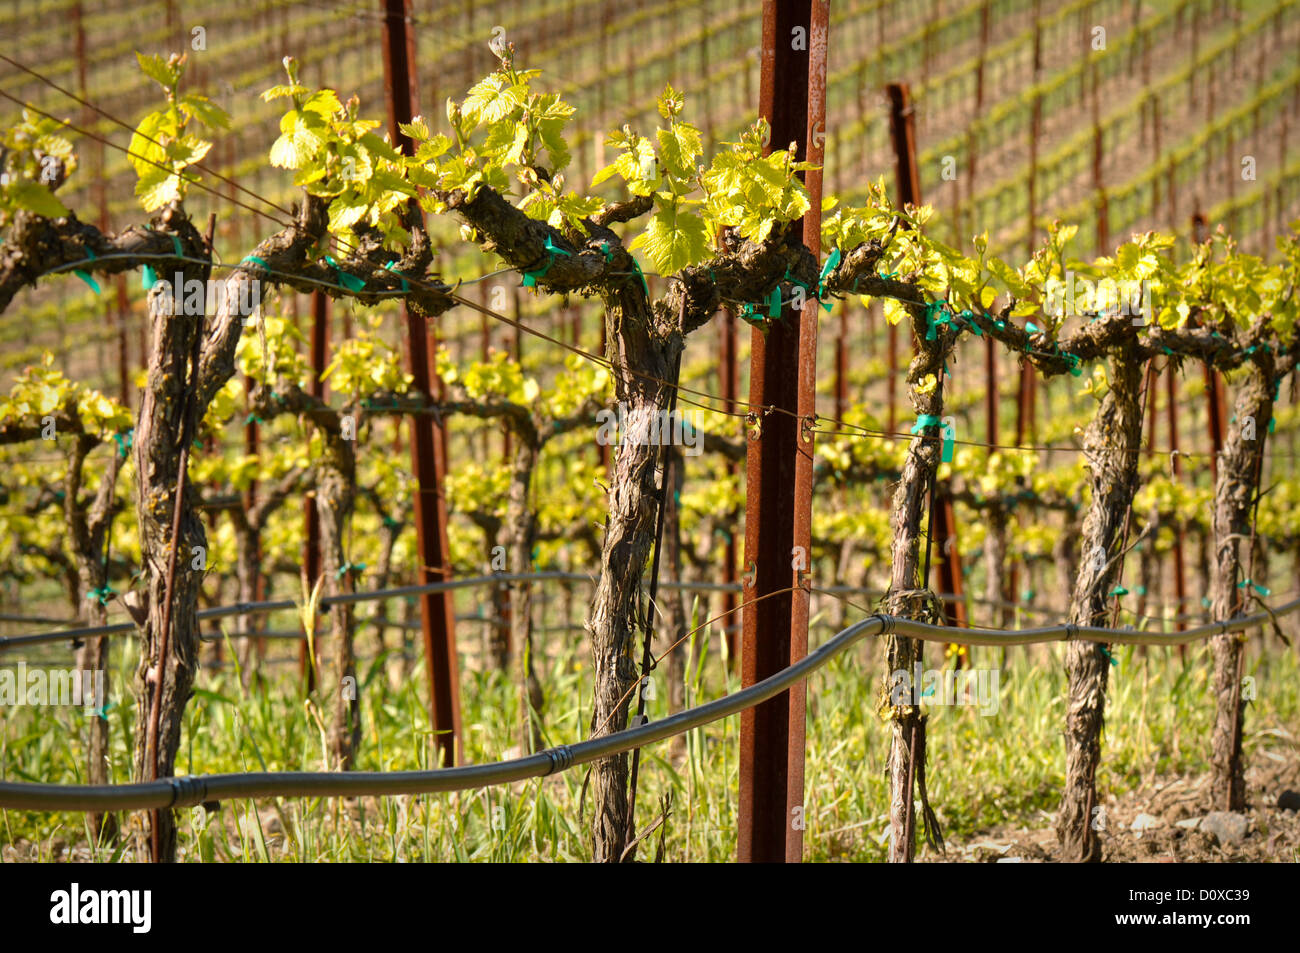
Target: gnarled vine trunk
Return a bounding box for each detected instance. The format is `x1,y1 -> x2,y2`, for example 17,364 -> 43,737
1056,354 -> 1144,863
1208,356 -> 1290,810
130,213 -> 210,862
883,322 -> 950,863
314,430 -> 360,770
586,285 -> 679,863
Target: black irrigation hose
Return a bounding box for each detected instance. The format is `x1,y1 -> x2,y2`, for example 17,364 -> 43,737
4,597 -> 1300,814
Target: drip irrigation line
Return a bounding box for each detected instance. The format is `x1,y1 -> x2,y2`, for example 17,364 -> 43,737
6,595 -> 1300,815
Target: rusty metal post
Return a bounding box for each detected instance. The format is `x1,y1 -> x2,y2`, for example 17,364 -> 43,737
885,80 -> 924,435
382,0 -> 462,765
784,0 -> 828,864
1026,0 -> 1042,259
739,0 -> 814,865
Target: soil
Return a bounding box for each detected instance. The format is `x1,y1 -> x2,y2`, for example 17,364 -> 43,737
924,759 -> 1300,863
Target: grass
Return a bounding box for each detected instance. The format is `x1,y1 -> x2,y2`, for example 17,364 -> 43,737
3,591 -> 1298,862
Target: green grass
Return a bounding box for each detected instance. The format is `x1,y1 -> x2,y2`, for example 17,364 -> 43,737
3,602 -> 1298,861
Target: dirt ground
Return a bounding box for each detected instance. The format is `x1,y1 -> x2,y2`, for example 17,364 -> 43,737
926,760 -> 1300,863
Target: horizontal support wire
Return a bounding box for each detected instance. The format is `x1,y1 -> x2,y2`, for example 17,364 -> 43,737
0,571 -> 1226,650
3,596 -> 1299,814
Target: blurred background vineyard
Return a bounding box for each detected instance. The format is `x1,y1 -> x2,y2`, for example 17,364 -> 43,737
3,0 -> 1300,861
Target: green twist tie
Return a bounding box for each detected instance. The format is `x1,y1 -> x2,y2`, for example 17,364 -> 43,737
817,248 -> 842,311
85,699 -> 115,721
86,584 -> 115,606
629,258 -> 649,296
1135,585 -> 1147,596
1065,352 -> 1083,377
112,428 -> 133,458
335,561 -> 367,580
767,284 -> 783,319
241,256 -> 271,276
1201,596 -> 1212,609
1237,579 -> 1270,596
911,414 -> 953,462
382,515 -> 400,529
146,234 -> 183,288
1100,646 -> 1119,667
1110,586 -> 1128,597
384,260 -> 409,292
878,270 -> 898,279
523,236 -> 572,288
74,247 -> 101,294
1268,418 -> 1275,434
924,301 -> 950,341
596,240 -> 614,262
1021,588 -> 1035,602
324,254 -> 366,293
246,413 -> 264,426
1024,321 -> 1041,351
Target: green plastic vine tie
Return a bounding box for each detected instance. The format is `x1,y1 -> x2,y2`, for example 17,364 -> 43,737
596,240 -> 614,262
324,254 -> 366,293
629,257 -> 650,297
911,413 -> 953,461
1100,646 -> 1119,667
817,247 -> 841,312
1237,578 -> 1271,596
335,560 -> 367,580
241,255 -> 271,275
74,247 -> 101,294
384,260 -> 409,292
1135,585 -> 1147,596
1110,585 -> 1128,597
382,515 -> 400,529
1021,588 -> 1035,602
85,699 -> 114,721
766,284 -> 783,319
924,300 -> 950,341
524,236 -> 572,288
111,428 -> 133,459
246,413 -> 264,426
86,584 -> 115,606
1064,351 -> 1083,377
1024,321 -> 1041,352
143,234 -> 184,290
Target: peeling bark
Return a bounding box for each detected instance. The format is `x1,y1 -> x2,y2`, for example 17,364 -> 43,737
586,284 -> 680,863
882,317 -> 952,864
1056,354 -> 1144,863
1209,353 -> 1293,810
